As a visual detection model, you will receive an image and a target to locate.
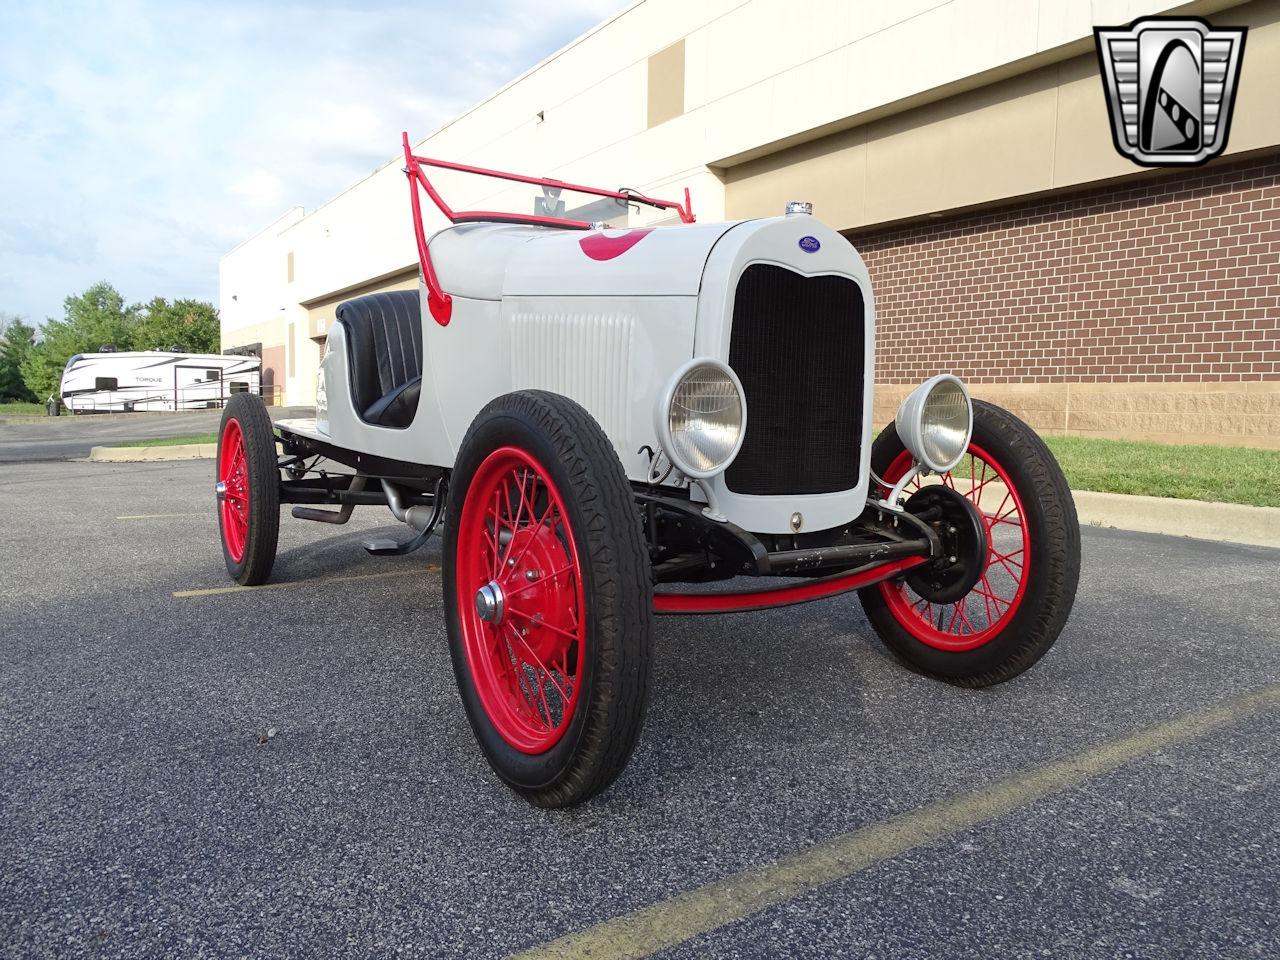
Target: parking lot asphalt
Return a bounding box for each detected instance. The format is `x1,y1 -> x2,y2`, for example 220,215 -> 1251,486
2,458 -> 1277,959
0,408 -> 312,462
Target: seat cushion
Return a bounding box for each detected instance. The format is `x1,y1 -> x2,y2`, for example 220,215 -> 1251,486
363,376 -> 421,429
334,291 -> 423,426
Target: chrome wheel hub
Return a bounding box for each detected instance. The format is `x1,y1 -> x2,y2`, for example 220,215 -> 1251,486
475,580 -> 505,624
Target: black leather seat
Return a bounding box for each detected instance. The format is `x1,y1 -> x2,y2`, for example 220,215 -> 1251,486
334,291 -> 423,429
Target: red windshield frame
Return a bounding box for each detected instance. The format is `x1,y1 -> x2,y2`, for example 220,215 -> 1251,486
400,131 -> 695,326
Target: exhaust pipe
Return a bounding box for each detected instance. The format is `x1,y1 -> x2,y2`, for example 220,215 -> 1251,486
382,479 -> 436,531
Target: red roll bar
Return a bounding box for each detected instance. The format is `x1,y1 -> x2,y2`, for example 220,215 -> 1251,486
401,131 -> 695,326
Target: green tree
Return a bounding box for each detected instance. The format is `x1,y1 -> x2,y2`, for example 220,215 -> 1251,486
133,297 -> 220,353
20,282 -> 139,400
0,314 -> 38,401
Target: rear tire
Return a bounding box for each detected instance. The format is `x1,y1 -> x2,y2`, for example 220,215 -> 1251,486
443,390 -> 652,808
216,393 -> 280,586
859,400 -> 1080,687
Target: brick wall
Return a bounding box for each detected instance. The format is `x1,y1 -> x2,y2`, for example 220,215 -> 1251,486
851,152 -> 1280,386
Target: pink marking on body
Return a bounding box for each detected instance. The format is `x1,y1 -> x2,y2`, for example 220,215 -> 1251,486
578,228 -> 654,261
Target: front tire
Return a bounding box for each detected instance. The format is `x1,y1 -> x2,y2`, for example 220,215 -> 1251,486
859,400 -> 1080,687
216,393 -> 280,586
443,391 -> 653,807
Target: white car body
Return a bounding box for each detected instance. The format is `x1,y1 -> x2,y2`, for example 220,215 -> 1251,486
280,212 -> 874,535
215,144 -> 1078,809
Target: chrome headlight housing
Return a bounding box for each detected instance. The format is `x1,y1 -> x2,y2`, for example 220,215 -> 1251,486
895,375 -> 973,473
655,359 -> 746,479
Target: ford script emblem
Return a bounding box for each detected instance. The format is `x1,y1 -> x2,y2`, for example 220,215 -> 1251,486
798,235 -> 821,253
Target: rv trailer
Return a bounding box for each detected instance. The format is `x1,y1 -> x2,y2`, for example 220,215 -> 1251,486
60,352 -> 262,413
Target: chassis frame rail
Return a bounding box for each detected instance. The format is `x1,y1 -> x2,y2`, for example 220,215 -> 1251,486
653,557 -> 928,615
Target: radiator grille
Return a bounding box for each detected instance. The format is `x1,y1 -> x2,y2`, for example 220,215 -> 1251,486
725,264 -> 865,497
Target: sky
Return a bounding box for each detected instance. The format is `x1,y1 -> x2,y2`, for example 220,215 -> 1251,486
0,0 -> 628,326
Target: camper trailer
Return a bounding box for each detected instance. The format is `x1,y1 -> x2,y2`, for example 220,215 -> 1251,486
60,351 -> 261,413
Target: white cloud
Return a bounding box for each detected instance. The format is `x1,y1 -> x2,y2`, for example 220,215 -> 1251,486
228,170 -> 285,209
0,0 -> 631,323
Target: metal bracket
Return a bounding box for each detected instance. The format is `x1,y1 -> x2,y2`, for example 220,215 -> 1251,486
292,475 -> 366,524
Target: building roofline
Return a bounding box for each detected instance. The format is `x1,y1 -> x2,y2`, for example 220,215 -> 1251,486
220,206 -> 306,261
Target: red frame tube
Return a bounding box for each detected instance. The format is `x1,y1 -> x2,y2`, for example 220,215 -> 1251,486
401,131 -> 696,326
652,557 -> 927,615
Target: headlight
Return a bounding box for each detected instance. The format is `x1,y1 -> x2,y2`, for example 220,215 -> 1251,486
656,359 -> 746,479
895,375 -> 972,473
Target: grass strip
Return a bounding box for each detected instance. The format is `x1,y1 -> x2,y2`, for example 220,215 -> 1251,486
106,433 -> 218,448
0,401 -> 46,416
1043,435 -> 1280,508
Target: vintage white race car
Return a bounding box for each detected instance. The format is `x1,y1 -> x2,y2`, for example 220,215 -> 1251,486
213,134 -> 1081,807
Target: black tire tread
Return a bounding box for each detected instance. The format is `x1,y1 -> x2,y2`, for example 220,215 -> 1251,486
860,400 -> 1080,688
217,393 -> 280,586
445,390 -> 652,808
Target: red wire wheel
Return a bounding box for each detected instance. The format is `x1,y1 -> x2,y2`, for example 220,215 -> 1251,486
877,443 -> 1030,652
216,393 -> 280,586
859,400 -> 1081,687
443,391 -> 652,808
454,446 -> 586,753
218,418 -> 250,564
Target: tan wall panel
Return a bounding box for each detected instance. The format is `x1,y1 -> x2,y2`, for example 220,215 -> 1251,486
305,270 -> 420,339
1051,54 -> 1138,187
725,127 -> 866,224
220,316 -> 285,354
219,317 -> 287,404
864,70 -> 1059,225
1222,0 -> 1280,152
261,345 -> 285,403
647,40 -> 685,129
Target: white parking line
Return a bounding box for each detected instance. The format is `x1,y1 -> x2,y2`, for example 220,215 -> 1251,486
172,565 -> 440,598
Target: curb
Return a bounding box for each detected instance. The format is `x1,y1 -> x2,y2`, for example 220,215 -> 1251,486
1072,490 -> 1280,550
89,443 -> 217,462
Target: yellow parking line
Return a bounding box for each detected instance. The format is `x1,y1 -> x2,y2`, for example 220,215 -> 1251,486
511,684 -> 1280,960
173,564 -> 440,598
117,512 -> 205,520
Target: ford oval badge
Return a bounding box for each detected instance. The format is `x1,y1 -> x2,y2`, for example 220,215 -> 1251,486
798,235 -> 821,253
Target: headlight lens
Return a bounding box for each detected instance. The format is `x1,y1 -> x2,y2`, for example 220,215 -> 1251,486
896,375 -> 972,473
665,362 -> 745,477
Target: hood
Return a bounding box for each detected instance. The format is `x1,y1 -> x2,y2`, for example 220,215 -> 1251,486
428,220 -> 744,301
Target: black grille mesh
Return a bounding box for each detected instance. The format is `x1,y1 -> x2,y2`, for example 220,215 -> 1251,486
725,265 -> 865,497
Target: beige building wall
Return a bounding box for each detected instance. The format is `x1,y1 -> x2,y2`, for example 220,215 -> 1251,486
722,0 -> 1280,447
724,0 -> 1280,228
221,0 -> 1277,444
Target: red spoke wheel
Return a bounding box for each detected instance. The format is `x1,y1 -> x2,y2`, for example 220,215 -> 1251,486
216,393 -> 280,586
456,447 -> 585,753
444,391 -> 652,808
859,400 -> 1080,686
